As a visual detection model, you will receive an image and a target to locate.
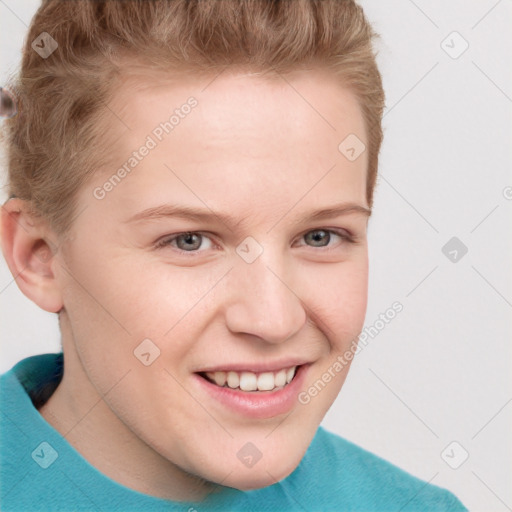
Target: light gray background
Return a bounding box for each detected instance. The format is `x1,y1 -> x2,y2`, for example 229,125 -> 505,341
1,1 -> 511,510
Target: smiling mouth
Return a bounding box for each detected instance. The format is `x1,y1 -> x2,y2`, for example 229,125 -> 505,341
198,366 -> 299,392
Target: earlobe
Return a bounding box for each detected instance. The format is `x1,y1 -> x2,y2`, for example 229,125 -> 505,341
0,198 -> 64,313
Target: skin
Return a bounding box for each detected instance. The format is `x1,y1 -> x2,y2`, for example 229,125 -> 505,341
1,67 -> 370,501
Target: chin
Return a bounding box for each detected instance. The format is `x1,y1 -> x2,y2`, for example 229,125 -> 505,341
227,470 -> 292,491
221,451 -> 304,491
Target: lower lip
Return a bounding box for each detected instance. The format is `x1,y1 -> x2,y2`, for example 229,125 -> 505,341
193,365 -> 310,419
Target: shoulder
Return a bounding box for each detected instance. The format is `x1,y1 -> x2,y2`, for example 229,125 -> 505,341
0,355 -> 75,511
284,426 -> 467,512
0,355 -> 189,512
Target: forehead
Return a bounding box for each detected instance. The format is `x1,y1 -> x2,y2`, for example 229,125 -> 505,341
112,67 -> 366,151
87,68 -> 368,224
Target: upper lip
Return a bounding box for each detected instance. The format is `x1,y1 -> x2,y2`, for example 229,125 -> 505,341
195,359 -> 311,373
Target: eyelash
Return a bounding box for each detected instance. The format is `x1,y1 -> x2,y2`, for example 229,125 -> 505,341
154,228 -> 356,254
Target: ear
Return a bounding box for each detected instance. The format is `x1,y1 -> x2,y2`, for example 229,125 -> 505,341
1,198 -> 63,313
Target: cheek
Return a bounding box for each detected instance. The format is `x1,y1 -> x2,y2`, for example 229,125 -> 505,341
95,259 -> 228,334
60,249 -> 200,335
303,257 -> 369,341
57,251 -> 227,386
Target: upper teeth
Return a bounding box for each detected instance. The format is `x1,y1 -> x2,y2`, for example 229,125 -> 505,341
205,367 -> 297,392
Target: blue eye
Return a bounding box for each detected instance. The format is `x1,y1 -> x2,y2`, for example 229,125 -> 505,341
304,229 -> 331,247
156,232 -> 214,252
301,229 -> 354,248
155,228 -> 355,255
175,232 -> 202,251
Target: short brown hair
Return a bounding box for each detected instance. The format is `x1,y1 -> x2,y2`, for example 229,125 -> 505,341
2,0 -> 384,234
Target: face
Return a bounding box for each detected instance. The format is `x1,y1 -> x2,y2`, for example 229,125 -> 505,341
51,68 -> 370,494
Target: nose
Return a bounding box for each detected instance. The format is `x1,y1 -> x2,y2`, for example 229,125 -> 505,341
224,253 -> 307,344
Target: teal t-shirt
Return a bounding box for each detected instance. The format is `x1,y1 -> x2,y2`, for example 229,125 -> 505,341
0,353 -> 467,511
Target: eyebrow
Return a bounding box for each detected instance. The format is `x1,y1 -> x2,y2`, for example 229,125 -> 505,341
125,202 -> 371,227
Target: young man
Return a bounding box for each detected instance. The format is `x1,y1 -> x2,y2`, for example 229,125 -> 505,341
0,1 -> 466,510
